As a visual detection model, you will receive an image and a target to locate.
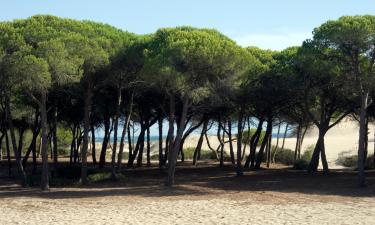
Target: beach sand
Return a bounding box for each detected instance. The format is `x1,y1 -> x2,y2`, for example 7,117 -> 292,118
0,164 -> 374,225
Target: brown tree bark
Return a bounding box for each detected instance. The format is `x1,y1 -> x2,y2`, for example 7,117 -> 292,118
236,110 -> 244,176
81,82 -> 93,185
5,95 -> 28,187
255,117 -> 272,169
166,97 -> 189,186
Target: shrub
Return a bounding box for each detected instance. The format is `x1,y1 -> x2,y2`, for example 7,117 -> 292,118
336,151 -> 374,169
271,144 -> 313,170
272,147 -> 295,165
88,172 -> 126,183
242,129 -> 266,145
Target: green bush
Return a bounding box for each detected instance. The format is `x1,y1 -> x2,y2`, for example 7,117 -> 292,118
272,147 -> 295,165
336,151 -> 374,168
271,145 -> 313,170
242,128 -> 266,145
88,172 -> 126,183
178,147 -> 223,160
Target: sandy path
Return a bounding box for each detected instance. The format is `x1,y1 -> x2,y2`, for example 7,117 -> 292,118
1,194 -> 374,225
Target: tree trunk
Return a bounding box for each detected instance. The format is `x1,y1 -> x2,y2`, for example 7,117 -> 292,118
91,124 -> 97,165
111,88 -> 122,179
281,123 -> 289,150
117,91 -> 134,171
158,115 -> 164,168
99,114 -> 110,168
358,93 -> 368,187
266,133 -> 271,168
127,124 -> 133,164
255,118 -> 272,169
294,124 -> 301,164
81,82 -> 93,185
5,131 -> 12,177
136,122 -> 146,167
166,97 -> 188,186
5,95 -> 28,187
166,95 -> 175,166
272,123 -> 281,163
40,93 -> 49,190
227,119 -> 235,165
299,126 -> 308,159
128,126 -> 145,167
0,132 -> 4,162
236,110 -> 244,176
52,106 -> 58,170
308,126 -> 328,173
146,125 -> 151,166
217,119 -> 224,167
193,119 -> 207,165
245,119 -> 264,168
17,128 -> 25,160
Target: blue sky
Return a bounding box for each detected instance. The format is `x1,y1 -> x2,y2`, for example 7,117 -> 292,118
1,0 -> 375,50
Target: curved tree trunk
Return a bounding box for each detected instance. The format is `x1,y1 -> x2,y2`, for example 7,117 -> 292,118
193,119 -> 208,165
308,126 -> 328,173
166,97 -> 188,186
5,95 -> 28,187
117,91 -> 134,171
255,117 -> 272,169
111,88 -> 122,179
245,119 -> 263,168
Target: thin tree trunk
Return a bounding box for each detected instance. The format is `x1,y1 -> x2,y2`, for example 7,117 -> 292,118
0,132 -> 4,161
308,126 -> 327,172
227,119 -> 235,165
91,124 -> 97,164
158,115 -> 163,168
5,131 -> 11,177
236,110 -> 244,176
111,88 -> 122,179
52,106 -> 58,170
266,133 -> 271,168
281,124 -> 289,150
245,119 -> 263,168
40,93 -> 49,190
166,97 -> 188,186
294,124 -> 301,164
146,125 -> 151,166
272,122 -> 281,163
255,117 -> 272,169
81,82 -> 93,185
193,119 -> 207,165
358,93 -> 368,187
5,95 -> 28,187
117,91 -> 134,171
166,95 -> 175,166
99,114 -> 110,168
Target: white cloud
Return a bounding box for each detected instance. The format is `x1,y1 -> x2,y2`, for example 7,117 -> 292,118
233,30 -> 312,51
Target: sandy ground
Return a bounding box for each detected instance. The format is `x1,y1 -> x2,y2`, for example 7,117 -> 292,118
0,164 -> 374,225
